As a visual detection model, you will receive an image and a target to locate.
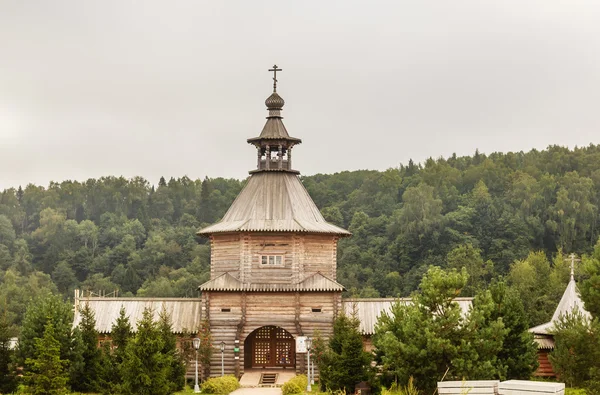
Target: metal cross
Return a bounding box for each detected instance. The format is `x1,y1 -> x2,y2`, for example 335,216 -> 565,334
269,65 -> 282,92
565,253 -> 581,281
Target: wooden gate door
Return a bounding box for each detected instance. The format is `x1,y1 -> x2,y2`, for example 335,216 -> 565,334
250,326 -> 295,368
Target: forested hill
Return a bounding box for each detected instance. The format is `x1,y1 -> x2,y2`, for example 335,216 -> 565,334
1,144 -> 600,332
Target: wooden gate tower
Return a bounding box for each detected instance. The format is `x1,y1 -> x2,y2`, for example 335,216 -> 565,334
197,66 -> 350,376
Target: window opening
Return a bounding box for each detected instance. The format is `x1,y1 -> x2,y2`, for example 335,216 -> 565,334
261,255 -> 283,266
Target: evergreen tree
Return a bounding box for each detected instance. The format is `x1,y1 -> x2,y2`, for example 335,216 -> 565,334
111,306 -> 133,365
549,312 -> 600,389
0,308 -> 16,394
198,176 -> 215,223
96,342 -> 117,395
580,238 -> 600,318
158,306 -> 186,392
373,267 -> 470,392
457,288 -> 508,380
17,294 -> 75,383
489,281 -> 538,379
98,306 -> 133,393
373,267 -> 509,392
447,243 -> 493,296
318,312 -> 376,394
72,302 -> 102,392
68,328 -> 85,393
121,308 -> 170,395
16,185 -> 24,204
24,321 -> 69,395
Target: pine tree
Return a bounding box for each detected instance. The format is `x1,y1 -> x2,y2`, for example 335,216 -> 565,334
549,312 -> 600,388
489,282 -> 538,379
24,321 -> 69,395
158,306 -> 186,392
16,185 -> 24,204
97,306 -> 133,393
96,342 -> 117,395
318,312 -> 375,393
373,267 -> 471,393
17,295 -> 75,385
72,302 -> 102,392
111,306 -> 133,365
457,288 -> 508,380
198,176 -> 214,223
121,308 -> 170,395
0,308 -> 16,394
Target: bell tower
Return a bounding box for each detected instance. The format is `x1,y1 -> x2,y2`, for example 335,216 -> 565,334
247,65 -> 301,174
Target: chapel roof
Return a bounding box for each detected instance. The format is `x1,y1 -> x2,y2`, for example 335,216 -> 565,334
529,275 -> 591,336
247,117 -> 301,143
197,160 -> 350,236
198,66 -> 349,236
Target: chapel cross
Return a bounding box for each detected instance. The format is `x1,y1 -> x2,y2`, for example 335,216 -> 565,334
565,253 -> 581,281
269,65 -> 282,92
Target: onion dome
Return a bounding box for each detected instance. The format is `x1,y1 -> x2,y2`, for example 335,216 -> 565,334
266,92 -> 285,110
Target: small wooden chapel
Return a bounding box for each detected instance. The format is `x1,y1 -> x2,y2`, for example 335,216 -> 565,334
196,65 -> 351,376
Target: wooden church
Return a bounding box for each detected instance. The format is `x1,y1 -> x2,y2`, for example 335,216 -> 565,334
72,67 -> 474,379
196,66 -> 350,376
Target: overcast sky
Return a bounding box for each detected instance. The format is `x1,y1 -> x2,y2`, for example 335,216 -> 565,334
1,1 -> 599,190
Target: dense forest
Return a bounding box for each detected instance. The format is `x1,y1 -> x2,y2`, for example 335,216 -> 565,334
1,144 -> 600,335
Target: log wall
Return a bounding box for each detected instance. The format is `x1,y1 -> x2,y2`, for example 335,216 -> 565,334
204,291 -> 338,377
206,232 -> 341,377
534,350 -> 556,377
210,233 -> 339,283
210,234 -> 241,278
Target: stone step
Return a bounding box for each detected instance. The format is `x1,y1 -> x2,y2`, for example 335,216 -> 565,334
259,373 -> 278,386
239,371 -> 296,388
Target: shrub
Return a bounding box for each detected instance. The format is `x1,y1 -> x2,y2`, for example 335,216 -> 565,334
200,375 -> 240,394
383,377 -> 419,395
282,374 -> 308,395
565,389 -> 587,395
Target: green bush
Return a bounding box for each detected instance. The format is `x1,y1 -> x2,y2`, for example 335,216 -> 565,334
200,375 -> 240,394
282,375 -> 308,395
383,377 -> 420,395
565,389 -> 587,395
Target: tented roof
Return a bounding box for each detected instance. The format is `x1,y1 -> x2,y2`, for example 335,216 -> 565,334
529,276 -> 591,336
197,172 -> 350,236
247,118 -> 301,143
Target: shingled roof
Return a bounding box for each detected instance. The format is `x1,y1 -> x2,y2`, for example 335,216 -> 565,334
197,172 -> 350,236
247,117 -> 301,144
199,271 -> 345,292
343,298 -> 473,335
73,297 -> 202,334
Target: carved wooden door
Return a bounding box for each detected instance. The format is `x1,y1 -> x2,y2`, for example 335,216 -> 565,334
250,326 -> 295,368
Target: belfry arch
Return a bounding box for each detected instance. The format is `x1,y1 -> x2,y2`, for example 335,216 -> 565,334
244,326 -> 296,369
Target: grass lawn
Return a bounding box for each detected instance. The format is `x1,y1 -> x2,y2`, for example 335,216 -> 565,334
174,385 -> 198,394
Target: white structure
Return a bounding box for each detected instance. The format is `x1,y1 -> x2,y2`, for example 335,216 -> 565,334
528,255 -> 592,376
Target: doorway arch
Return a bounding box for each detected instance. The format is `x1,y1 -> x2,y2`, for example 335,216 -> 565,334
244,326 -> 295,368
